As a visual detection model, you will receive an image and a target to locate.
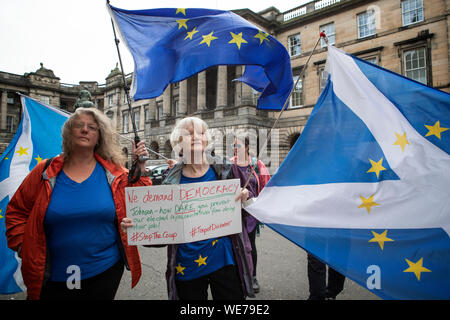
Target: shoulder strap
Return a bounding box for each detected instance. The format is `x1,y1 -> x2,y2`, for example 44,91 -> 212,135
44,157 -> 53,171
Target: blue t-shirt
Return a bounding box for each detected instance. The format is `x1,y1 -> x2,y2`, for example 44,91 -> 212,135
44,162 -> 120,281
176,166 -> 235,281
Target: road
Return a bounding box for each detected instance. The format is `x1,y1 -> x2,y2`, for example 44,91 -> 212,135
1,226 -> 379,300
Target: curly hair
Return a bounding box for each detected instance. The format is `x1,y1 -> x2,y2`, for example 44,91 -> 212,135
61,107 -> 126,167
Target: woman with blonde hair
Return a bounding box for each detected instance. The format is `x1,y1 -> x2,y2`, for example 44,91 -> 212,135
122,116 -> 254,300
6,107 -> 151,300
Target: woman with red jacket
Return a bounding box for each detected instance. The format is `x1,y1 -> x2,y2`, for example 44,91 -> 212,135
5,107 -> 151,300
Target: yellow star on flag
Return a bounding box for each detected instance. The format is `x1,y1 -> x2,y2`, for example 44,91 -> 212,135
368,230 -> 394,250
254,30 -> 269,45
366,158 -> 386,179
0,209 -> 3,219
199,31 -> 218,47
176,8 -> 186,16
184,27 -> 199,40
358,194 -> 379,214
228,32 -> 248,50
393,132 -> 410,152
15,146 -> 29,157
176,18 -> 189,30
212,239 -> 218,246
175,263 -> 186,275
403,257 -> 431,281
424,121 -> 449,139
194,254 -> 208,267
35,155 -> 43,163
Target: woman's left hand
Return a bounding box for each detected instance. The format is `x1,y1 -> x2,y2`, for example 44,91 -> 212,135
235,188 -> 249,204
132,140 -> 149,173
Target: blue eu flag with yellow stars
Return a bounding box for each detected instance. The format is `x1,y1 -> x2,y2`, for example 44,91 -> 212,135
108,5 -> 293,110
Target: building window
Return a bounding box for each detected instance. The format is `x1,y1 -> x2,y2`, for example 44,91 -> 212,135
319,68 -> 329,94
122,112 -> 129,133
108,94 -> 114,107
157,102 -> 163,120
7,93 -> 14,105
40,95 -> 50,105
403,47 -> 427,84
6,115 -> 14,133
144,105 -> 150,122
290,75 -> 303,108
288,33 -> 301,57
357,10 -> 375,39
320,22 -> 335,48
172,97 -> 179,116
402,0 -> 423,26
133,108 -> 140,130
363,56 -> 378,65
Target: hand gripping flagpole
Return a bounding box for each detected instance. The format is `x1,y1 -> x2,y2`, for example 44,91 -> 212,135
242,32 -> 327,192
108,0 -> 150,183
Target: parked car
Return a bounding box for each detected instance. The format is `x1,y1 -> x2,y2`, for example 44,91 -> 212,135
146,164 -> 169,185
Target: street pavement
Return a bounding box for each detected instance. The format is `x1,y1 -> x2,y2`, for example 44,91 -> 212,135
1,226 -> 379,300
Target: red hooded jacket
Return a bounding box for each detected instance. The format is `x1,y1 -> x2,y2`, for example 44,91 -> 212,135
5,154 -> 151,300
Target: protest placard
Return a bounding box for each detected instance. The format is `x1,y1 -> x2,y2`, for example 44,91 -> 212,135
125,179 -> 242,245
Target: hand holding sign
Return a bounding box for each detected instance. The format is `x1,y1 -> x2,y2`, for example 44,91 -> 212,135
124,179 -> 243,245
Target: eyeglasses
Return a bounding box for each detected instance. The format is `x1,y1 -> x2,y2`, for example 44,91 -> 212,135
232,144 -> 243,149
73,122 -> 99,132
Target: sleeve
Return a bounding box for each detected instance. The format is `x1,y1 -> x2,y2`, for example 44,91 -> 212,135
5,161 -> 47,251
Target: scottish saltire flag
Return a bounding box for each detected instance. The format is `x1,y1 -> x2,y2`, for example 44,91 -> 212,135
108,5 -> 293,110
246,45 -> 450,300
0,95 -> 69,294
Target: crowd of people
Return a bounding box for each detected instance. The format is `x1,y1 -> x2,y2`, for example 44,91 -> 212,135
5,112 -> 344,300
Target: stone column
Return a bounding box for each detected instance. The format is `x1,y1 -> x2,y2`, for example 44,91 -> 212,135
216,65 -> 227,108
179,79 -> 188,115
162,85 -> 171,117
149,98 -> 156,120
1,91 -> 7,130
197,71 -> 206,111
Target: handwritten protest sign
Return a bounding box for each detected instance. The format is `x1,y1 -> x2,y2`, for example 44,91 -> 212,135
125,179 -> 242,245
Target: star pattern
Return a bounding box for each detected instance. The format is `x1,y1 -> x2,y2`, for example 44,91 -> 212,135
366,157 -> 386,179
368,230 -> 394,250
228,32 -> 248,50
358,194 -> 379,214
424,120 -> 448,139
403,257 -> 431,281
199,31 -> 218,47
393,132 -> 410,152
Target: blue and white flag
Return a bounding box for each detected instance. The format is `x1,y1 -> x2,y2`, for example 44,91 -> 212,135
246,45 -> 450,300
108,5 -> 293,110
0,95 -> 69,294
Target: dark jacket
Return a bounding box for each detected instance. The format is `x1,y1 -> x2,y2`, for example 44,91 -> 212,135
162,156 -> 255,299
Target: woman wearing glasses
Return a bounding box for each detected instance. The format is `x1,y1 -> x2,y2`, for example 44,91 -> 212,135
5,107 -> 151,300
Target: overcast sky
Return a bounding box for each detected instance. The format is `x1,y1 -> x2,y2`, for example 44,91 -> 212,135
0,0 -> 305,85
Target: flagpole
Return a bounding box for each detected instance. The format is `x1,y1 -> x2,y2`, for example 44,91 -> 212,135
107,0 -> 146,182
241,32 -> 327,191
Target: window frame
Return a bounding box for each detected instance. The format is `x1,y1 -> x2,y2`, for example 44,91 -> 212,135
401,0 -> 424,27
288,33 -> 302,57
357,10 -> 376,39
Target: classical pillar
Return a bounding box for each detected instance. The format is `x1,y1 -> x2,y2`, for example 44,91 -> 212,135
162,85 -> 171,117
1,91 -> 7,130
179,79 -> 188,115
149,98 -> 156,120
216,65 -> 227,107
197,71 -> 206,111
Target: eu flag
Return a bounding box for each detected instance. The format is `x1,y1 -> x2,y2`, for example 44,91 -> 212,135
0,95 -> 69,294
108,5 -> 293,110
246,46 -> 450,299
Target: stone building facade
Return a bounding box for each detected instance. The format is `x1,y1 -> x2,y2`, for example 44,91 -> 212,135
1,0 -> 449,171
